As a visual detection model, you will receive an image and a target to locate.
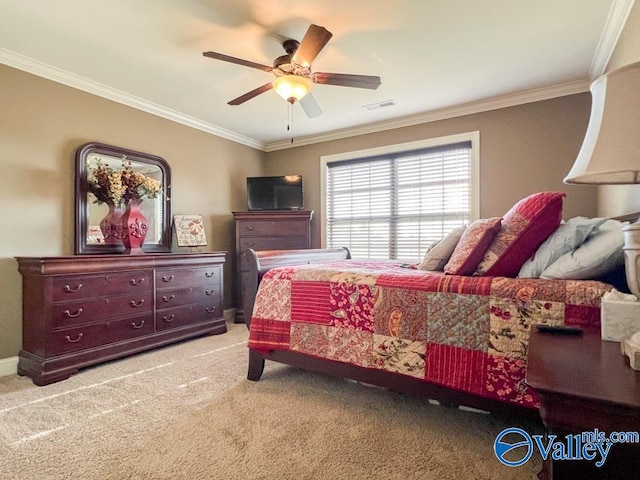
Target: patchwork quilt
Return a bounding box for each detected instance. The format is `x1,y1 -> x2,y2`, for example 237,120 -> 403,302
248,261 -> 612,409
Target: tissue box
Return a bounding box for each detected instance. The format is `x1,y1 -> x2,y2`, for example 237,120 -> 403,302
601,298 -> 640,341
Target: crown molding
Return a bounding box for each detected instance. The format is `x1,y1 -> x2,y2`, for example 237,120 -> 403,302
0,46 -> 596,154
0,48 -> 265,151
265,80 -> 591,151
589,0 -> 636,78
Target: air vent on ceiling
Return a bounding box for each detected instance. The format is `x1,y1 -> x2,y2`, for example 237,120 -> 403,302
362,100 -> 396,110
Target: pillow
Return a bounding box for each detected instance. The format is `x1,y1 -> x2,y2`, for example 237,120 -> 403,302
517,217 -> 607,278
444,217 -> 502,275
474,191 -> 565,277
540,219 -> 625,280
418,225 -> 467,271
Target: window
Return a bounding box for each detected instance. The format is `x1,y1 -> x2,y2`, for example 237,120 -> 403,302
322,133 -> 479,261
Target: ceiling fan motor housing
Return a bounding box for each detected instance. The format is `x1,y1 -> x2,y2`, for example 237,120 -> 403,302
273,39 -> 310,77
282,39 -> 299,54
273,54 -> 294,73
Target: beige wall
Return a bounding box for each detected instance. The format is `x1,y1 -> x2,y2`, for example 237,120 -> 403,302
265,94 -> 597,248
0,64 -> 601,362
0,64 -> 265,359
598,1 -> 640,217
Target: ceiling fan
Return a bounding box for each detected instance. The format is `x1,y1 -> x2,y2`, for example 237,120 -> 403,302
202,24 -> 381,118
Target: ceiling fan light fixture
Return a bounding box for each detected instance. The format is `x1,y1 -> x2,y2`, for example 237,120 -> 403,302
273,75 -> 311,103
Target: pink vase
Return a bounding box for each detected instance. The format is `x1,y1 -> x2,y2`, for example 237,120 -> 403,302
121,199 -> 148,254
99,203 -> 124,245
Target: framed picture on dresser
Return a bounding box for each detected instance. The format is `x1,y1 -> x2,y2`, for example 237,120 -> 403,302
174,214 -> 207,247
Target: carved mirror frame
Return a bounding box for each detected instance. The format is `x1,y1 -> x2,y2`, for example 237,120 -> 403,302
74,142 -> 172,254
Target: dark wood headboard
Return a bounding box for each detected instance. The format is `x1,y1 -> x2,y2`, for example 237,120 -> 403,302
612,211 -> 640,223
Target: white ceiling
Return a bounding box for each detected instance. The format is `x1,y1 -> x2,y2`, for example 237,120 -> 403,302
0,0 -> 633,151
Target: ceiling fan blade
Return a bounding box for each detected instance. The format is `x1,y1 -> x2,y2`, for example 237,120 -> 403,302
228,83 -> 273,105
203,51 -> 273,73
299,93 -> 323,118
292,24 -> 333,67
312,72 -> 381,90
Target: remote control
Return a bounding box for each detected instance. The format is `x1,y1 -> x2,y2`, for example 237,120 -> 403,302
535,324 -> 584,335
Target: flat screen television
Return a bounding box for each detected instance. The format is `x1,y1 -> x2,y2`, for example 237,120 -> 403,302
247,175 -> 304,211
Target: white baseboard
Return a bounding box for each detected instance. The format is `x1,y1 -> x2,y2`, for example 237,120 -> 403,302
0,310 -> 237,380
0,356 -> 18,378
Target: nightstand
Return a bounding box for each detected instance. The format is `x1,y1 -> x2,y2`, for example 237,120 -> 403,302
526,329 -> 640,479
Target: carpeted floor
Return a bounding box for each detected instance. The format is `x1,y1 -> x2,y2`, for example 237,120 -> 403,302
0,322 -> 542,479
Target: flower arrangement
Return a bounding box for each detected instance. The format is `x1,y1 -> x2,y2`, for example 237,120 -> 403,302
88,157 -> 162,206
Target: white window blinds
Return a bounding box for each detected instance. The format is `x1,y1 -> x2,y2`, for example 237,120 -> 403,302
325,141 -> 472,261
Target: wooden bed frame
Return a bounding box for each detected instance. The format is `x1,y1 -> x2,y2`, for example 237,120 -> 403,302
243,247 -> 540,419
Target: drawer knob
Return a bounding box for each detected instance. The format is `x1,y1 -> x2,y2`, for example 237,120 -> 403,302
206,306 -> 216,313
162,294 -> 176,302
246,225 -> 256,231
130,299 -> 145,307
162,275 -> 175,283
131,320 -> 145,329
205,289 -> 216,296
162,314 -> 175,323
205,271 -> 216,278
64,283 -> 83,293
63,308 -> 83,318
247,242 -> 256,248
65,333 -> 84,343
130,278 -> 145,286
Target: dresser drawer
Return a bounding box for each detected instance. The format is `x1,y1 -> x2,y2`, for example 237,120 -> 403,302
238,220 -> 308,237
156,300 -> 222,331
155,284 -> 221,308
52,271 -> 152,302
48,314 -> 153,356
240,236 -> 309,251
156,266 -> 221,289
52,292 -> 153,328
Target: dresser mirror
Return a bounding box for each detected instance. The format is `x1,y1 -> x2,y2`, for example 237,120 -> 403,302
74,142 -> 172,254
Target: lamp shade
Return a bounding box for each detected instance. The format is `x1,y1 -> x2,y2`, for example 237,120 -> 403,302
273,75 -> 311,103
564,61 -> 640,184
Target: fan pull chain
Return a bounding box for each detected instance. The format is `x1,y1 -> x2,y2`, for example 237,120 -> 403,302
287,101 -> 294,144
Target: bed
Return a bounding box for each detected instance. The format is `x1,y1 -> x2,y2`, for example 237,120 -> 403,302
244,248 -> 615,417
244,191 -> 635,417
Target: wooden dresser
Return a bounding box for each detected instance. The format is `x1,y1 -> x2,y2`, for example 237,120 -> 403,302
16,253 -> 226,385
232,211 -> 312,323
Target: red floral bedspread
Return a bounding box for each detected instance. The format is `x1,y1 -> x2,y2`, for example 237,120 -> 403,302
248,261 -> 612,409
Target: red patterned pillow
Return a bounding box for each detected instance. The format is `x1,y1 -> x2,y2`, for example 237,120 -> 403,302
474,192 -> 565,277
444,218 -> 502,275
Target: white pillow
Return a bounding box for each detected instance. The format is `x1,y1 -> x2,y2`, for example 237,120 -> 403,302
418,225 -> 467,271
540,219 -> 625,280
518,217 -> 606,278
